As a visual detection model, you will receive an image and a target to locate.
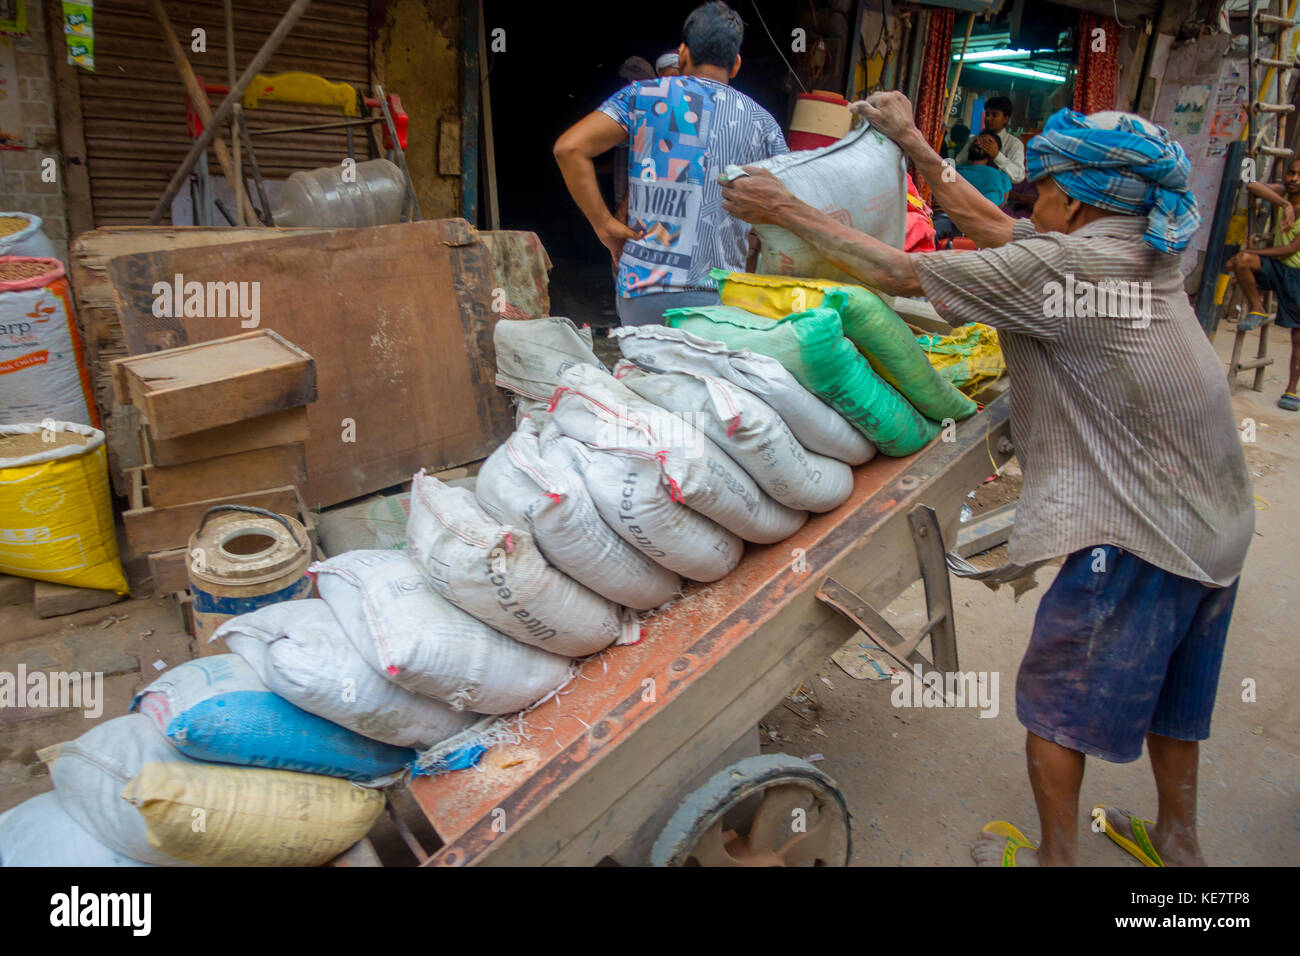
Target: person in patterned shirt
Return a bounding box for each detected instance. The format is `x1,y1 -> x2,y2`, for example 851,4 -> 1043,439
554,1 -> 787,326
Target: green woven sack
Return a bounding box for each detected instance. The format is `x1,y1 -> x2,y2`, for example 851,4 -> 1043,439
820,287 -> 976,422
663,305 -> 939,456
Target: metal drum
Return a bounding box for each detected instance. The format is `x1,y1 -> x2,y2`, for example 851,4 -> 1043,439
187,505 -> 312,655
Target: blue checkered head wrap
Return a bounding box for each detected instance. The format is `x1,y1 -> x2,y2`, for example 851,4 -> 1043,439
1026,109 -> 1201,254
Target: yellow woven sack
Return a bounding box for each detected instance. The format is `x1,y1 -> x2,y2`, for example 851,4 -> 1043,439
122,761 -> 386,866
0,422 -> 128,594
914,323 -> 1006,395
713,270 -> 841,318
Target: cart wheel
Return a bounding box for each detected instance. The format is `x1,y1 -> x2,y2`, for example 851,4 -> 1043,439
650,754 -> 850,867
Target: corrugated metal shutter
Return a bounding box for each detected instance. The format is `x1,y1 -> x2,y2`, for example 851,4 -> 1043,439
79,0 -> 373,225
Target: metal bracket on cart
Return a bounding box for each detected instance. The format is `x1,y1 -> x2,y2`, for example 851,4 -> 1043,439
815,503 -> 958,675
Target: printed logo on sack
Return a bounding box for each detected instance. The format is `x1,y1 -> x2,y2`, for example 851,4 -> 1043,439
152,272 -> 261,328
890,665 -> 999,718
50,887 -> 151,936
0,666 -> 103,718
1042,274 -> 1154,328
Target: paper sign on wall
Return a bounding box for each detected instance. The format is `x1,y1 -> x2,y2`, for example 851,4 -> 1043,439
0,36 -> 24,148
62,0 -> 93,71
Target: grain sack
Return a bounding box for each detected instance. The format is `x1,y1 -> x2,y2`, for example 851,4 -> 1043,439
725,122 -> 906,281
665,305 -> 939,456
0,792 -> 152,867
0,257 -> 96,426
0,422 -> 129,594
133,654 -> 414,781
218,599 -> 476,749
712,270 -> 977,422
494,316 -> 605,402
39,713 -> 385,866
476,419 -> 681,609
615,362 -> 853,513
0,213 -> 58,259
551,364 -> 806,543
546,435 -> 742,582
312,549 -> 575,713
316,492 -> 411,556
407,474 -> 636,655
610,324 -> 874,464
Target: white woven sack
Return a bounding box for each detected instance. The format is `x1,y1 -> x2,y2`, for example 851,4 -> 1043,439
313,550 -> 572,714
0,792 -> 153,867
729,122 -> 906,282
550,364 -> 806,544
38,714 -> 198,866
217,599 -> 477,748
476,420 -> 681,609
407,475 -> 637,655
544,434 -> 742,583
611,324 -> 875,465
615,362 -> 854,513
494,316 -> 605,402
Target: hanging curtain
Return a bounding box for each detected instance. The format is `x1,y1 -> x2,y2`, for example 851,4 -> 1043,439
912,8 -> 956,203
1073,13 -> 1121,114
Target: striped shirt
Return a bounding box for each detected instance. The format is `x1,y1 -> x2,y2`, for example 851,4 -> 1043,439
912,216 -> 1254,587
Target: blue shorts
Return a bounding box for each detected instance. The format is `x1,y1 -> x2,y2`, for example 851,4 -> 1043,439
1255,257 -> 1300,328
1016,546 -> 1238,763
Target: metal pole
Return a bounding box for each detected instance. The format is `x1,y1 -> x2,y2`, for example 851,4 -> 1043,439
225,0 -> 243,226
149,0 -> 315,224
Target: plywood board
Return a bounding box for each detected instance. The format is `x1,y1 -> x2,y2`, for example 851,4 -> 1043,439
112,330 -> 315,439
144,406 -> 309,467
107,219 -> 518,508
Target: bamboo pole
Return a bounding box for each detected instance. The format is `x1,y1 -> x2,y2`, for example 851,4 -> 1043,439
225,0 -> 244,226
943,12 -> 975,132
149,0 -> 315,224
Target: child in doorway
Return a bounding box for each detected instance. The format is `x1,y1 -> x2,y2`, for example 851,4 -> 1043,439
1227,158 -> 1300,410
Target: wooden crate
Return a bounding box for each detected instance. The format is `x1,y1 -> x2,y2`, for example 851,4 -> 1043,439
140,444 -> 307,508
123,476 -> 299,556
111,330 -> 315,440
143,406 -> 309,467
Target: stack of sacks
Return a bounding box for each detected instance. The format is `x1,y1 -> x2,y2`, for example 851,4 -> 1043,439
2,712 -> 387,866
656,271 -> 979,456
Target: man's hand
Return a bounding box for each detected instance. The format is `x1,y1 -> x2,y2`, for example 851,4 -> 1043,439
850,91 -> 920,143
720,167 -> 798,225
597,218 -> 644,265
973,133 -> 1000,159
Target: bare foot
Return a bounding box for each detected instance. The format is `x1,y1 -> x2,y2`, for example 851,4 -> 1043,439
1098,805 -> 1206,867
971,829 -> 1039,866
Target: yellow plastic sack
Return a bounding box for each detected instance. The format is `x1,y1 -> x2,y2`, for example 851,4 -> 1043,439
122,761 -> 386,866
914,323 -> 1006,396
0,422 -> 128,594
713,270 -> 841,318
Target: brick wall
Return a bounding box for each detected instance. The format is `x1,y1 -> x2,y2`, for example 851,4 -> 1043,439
3,1 -> 69,260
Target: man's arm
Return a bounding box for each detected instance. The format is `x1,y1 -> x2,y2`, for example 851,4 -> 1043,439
721,168 -> 924,296
853,92 -> 1017,248
1250,231 -> 1300,259
553,111 -> 643,263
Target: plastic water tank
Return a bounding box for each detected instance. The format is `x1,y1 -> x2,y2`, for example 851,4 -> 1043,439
272,158 -> 407,228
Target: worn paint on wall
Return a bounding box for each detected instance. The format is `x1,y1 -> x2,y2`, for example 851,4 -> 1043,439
373,0 -> 462,220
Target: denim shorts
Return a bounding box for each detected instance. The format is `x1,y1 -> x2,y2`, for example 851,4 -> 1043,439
1016,545 -> 1238,763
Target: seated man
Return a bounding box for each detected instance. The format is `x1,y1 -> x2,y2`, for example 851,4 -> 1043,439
934,131 -> 1013,241
1225,159 -> 1300,411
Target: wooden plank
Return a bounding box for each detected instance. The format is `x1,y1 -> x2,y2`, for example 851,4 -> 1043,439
145,406 -> 309,466
33,581 -> 125,619
112,330 -> 316,439
148,548 -> 190,594
106,219 -> 517,508
141,443 -> 307,507
408,395 -> 1013,866
123,484 -> 298,555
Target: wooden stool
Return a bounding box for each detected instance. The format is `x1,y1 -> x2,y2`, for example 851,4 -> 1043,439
1221,277 -> 1275,391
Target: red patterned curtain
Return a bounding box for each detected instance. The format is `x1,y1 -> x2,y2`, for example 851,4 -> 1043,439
912,8 -> 956,203
1074,13 -> 1120,113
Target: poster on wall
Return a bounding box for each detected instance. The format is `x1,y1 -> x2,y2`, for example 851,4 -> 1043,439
1169,83 -> 1211,139
62,0 -> 93,70
0,36 -> 25,149
0,0 -> 27,36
